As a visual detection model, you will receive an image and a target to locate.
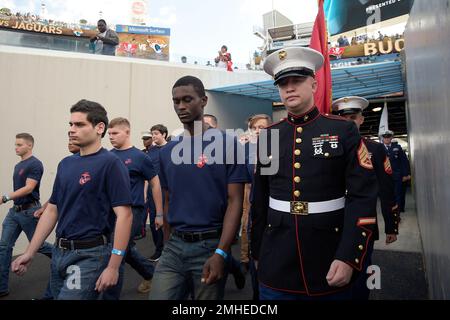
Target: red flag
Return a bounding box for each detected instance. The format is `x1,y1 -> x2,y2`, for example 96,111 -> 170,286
310,0 -> 332,114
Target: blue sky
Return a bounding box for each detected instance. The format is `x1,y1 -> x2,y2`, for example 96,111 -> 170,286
0,0 -> 318,65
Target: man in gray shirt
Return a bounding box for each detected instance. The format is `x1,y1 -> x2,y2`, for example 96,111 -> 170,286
90,19 -> 119,56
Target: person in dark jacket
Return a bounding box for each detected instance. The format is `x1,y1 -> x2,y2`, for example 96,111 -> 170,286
381,130 -> 411,213
332,96 -> 400,300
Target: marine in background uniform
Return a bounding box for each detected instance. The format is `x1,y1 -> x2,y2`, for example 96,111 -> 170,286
381,130 -> 411,213
332,96 -> 400,300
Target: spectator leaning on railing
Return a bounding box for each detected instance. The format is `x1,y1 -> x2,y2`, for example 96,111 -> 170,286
90,19 -> 119,56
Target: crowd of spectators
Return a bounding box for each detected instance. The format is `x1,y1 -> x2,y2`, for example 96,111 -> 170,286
333,32 -> 404,48
0,9 -> 97,31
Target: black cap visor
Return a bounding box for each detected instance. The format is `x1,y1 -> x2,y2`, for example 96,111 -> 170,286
274,67 -> 315,86
336,108 -> 362,116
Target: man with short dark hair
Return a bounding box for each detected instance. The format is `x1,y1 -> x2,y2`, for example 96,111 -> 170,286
145,124 -> 169,262
150,124 -> 168,152
90,19 -> 119,56
12,99 -> 133,300
199,114 -> 247,291
149,76 -> 250,300
0,133 -> 53,297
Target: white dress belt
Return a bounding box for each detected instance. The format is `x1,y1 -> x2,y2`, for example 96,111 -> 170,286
269,196 -> 345,215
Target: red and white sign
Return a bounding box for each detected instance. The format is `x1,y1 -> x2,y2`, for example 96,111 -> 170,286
329,47 -> 345,57
119,42 -> 138,55
132,1 -> 145,15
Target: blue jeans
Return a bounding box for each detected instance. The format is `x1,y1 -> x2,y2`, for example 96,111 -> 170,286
149,234 -> 226,300
126,208 -> 154,280
0,206 -> 53,293
259,284 -> 353,300
50,244 -> 111,300
249,259 -> 259,300
147,199 -> 164,254
102,207 -> 154,300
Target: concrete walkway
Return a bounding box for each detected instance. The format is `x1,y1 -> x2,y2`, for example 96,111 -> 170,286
0,191 -> 428,300
371,189 -> 428,299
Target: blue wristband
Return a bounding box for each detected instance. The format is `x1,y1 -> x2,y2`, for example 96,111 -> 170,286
111,248 -> 125,256
215,248 -> 228,260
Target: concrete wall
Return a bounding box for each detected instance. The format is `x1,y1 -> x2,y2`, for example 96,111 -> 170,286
0,45 -> 270,254
404,0 -> 450,299
272,108 -> 288,123
206,92 -> 273,131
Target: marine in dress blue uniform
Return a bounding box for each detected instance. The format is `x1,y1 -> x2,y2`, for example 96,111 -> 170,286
332,96 -> 400,299
381,130 -> 411,213
250,47 -> 378,299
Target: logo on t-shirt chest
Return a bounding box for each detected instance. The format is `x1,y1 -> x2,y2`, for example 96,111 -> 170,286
19,169 -> 25,176
79,172 -> 92,185
124,158 -> 133,166
197,154 -> 208,168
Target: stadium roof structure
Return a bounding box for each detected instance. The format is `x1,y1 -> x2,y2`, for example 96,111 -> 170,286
209,61 -> 404,102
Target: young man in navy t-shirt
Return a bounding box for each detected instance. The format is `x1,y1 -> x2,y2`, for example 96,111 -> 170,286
198,114 -> 247,291
149,76 -> 251,300
0,133 -> 53,297
12,100 -> 133,300
106,117 -> 163,297
145,123 -> 169,262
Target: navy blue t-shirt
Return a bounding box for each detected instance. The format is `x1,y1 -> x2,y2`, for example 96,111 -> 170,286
13,156 -> 44,205
158,129 -> 251,232
49,148 -> 132,240
147,144 -> 164,174
110,146 -> 156,208
145,144 -> 165,209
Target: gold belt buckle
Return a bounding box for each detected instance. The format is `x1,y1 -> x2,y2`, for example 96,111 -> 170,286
291,201 -> 308,215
